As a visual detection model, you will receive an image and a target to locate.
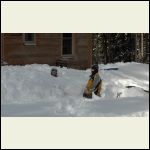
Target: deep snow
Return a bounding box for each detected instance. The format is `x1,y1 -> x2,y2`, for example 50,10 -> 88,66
1,62 -> 149,117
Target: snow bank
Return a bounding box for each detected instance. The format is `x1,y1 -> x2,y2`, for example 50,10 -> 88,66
1,62 -> 149,117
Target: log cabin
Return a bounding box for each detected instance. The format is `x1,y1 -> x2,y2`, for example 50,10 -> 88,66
1,33 -> 92,69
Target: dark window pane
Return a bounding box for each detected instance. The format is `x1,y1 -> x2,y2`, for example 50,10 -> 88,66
25,33 -> 34,42
63,33 -> 72,38
62,33 -> 72,55
63,35 -> 72,55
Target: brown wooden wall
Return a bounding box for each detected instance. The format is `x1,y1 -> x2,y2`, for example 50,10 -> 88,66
2,33 -> 92,69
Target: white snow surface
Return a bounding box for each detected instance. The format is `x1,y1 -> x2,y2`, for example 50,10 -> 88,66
1,62 -> 149,117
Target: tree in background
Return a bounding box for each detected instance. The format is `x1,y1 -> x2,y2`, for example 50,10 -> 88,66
92,33 -> 149,64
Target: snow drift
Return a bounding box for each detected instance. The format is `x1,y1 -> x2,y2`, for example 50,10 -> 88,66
1,62 -> 149,117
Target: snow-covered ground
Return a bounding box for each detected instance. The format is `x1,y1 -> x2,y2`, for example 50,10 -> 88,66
1,62 -> 149,117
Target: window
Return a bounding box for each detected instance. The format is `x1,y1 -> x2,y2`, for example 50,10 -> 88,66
62,33 -> 72,55
24,33 -> 35,45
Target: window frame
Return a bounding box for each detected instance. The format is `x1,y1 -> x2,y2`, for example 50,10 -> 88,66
61,33 -> 74,57
23,33 -> 36,45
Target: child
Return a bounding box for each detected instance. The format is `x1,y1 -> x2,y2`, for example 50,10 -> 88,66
83,64 -> 102,98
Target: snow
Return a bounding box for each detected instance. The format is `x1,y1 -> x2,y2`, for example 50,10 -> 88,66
1,62 -> 149,117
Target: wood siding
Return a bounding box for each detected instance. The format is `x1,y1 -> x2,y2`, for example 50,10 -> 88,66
2,33 -> 92,69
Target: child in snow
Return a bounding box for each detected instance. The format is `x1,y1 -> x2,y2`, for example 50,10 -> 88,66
83,64 -> 102,98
